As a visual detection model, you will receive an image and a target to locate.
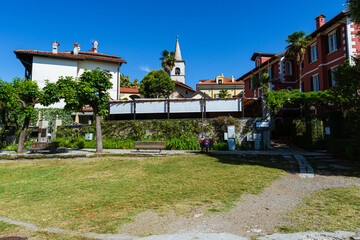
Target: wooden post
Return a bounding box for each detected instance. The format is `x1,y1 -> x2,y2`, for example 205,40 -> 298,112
167,96 -> 170,120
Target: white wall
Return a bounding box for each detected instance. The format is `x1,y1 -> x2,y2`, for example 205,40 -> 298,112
170,61 -> 185,83
32,56 -> 121,108
32,56 -> 78,89
78,60 -> 120,100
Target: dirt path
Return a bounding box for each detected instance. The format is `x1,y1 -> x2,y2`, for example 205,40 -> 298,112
118,172 -> 360,238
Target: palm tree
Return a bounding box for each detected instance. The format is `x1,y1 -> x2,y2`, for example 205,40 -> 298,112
285,31 -> 312,90
219,89 -> 228,98
160,50 -> 176,76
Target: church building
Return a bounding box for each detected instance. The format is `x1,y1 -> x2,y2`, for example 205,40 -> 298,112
170,36 -> 185,84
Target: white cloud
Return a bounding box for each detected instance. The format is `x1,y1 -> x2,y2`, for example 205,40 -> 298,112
139,66 -> 151,72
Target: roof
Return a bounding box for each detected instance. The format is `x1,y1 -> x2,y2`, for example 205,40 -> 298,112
14,50 -> 127,64
174,36 -> 182,61
174,81 -> 196,92
237,51 -> 286,81
251,52 -> 277,61
120,87 -> 139,93
310,10 -> 348,38
197,77 -> 244,86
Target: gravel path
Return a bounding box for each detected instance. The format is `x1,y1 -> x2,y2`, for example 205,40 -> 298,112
118,171 -> 360,239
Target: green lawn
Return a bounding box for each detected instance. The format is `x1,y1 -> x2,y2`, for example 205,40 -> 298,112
0,154 -> 286,235
277,186 -> 360,233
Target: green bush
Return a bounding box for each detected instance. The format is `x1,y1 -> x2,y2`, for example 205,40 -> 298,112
165,135 -> 200,150
326,137 -> 360,161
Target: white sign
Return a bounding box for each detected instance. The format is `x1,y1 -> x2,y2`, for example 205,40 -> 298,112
85,133 -> 93,141
224,133 -> 228,141
256,121 -> 270,128
227,125 -> 235,139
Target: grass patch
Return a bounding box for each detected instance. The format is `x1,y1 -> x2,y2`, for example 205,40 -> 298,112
0,154 -> 286,234
276,186 -> 360,233
0,221 -> 91,240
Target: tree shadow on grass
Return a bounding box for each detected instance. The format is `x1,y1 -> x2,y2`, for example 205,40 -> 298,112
206,152 -> 360,179
206,153 -> 299,175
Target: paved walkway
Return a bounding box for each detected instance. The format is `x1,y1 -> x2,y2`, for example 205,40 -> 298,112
0,148 -> 332,159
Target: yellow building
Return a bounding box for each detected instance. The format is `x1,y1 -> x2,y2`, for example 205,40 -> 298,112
196,73 -> 243,98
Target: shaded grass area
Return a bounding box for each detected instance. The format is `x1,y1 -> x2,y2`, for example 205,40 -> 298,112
306,156 -> 360,178
0,154 -> 286,234
277,186 -> 360,233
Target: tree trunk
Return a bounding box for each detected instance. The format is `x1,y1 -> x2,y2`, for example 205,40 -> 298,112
95,113 -> 103,153
298,62 -> 302,90
0,109 -> 6,145
17,115 -> 30,153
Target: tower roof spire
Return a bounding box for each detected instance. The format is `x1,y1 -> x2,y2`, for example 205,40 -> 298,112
174,35 -> 182,61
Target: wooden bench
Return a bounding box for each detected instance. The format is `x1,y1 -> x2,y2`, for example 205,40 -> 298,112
28,142 -> 60,154
133,141 -> 165,152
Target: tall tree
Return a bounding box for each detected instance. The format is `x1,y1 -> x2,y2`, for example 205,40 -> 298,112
160,50 -> 175,76
285,31 -> 312,89
0,80 -> 18,145
120,74 -> 131,88
130,79 -> 140,88
139,69 -> 175,98
12,78 -> 41,153
347,0 -> 360,25
42,68 -> 113,153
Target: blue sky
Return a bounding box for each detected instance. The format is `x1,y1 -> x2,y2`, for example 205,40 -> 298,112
0,0 -> 347,89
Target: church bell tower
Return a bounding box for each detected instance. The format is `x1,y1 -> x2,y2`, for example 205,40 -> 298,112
170,36 -> 185,84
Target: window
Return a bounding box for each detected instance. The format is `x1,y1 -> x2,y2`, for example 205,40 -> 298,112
175,67 -> 181,75
215,94 -> 220,98
301,62 -> 304,70
309,43 -> 318,63
267,66 -> 274,80
218,79 -> 223,84
249,79 -> 253,89
328,66 -> 338,88
228,93 -> 232,98
311,75 -> 320,92
328,31 -> 337,53
301,82 -> 304,92
285,61 -> 292,76
256,59 -> 261,67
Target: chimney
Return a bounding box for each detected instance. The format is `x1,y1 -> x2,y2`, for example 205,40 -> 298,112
52,41 -> 60,54
231,75 -> 235,82
315,14 -> 326,29
221,73 -> 224,77
73,43 -> 80,55
91,40 -> 99,53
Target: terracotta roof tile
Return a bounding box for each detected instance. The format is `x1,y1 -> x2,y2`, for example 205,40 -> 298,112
120,87 -> 139,93
14,50 -> 127,64
174,81 -> 196,92
197,77 -> 243,86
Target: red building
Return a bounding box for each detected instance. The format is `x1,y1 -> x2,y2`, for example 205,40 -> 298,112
240,8 -> 360,98
301,9 -> 360,92
239,52 -> 298,98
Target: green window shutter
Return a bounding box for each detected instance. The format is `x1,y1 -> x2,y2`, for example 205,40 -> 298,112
325,35 -> 329,54
336,28 -> 342,49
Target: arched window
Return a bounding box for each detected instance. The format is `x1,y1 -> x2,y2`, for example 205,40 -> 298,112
256,58 -> 261,67
285,61 -> 292,76
175,68 -> 181,75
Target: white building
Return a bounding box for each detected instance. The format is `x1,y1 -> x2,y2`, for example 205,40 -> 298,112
170,36 -> 185,84
14,41 -> 126,107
